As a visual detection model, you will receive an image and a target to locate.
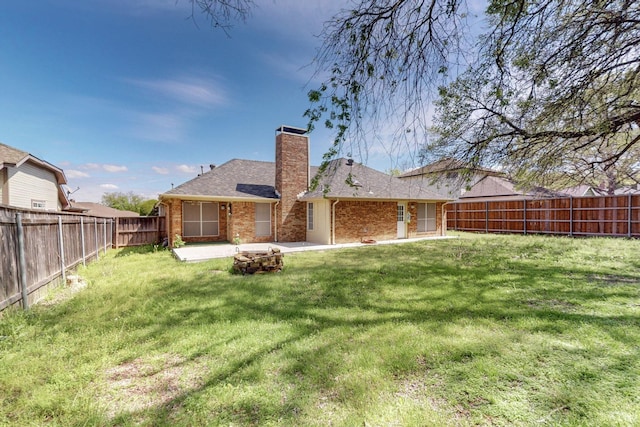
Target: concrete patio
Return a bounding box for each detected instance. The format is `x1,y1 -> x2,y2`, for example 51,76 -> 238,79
172,235 -> 456,262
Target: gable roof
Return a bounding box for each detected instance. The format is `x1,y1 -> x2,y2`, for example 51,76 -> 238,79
0,142 -> 70,208
399,157 -> 501,178
68,201 -> 140,218
161,159 -> 278,201
301,159 -> 448,201
460,175 -> 561,200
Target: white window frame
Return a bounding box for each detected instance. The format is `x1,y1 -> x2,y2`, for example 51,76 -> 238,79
307,202 -> 314,231
417,202 -> 437,232
31,199 -> 46,209
182,201 -> 219,237
255,203 -> 271,237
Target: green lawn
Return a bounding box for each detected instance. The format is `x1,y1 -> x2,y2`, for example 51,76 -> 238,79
1,233 -> 639,426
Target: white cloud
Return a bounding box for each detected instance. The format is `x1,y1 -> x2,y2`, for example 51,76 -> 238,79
100,183 -> 119,189
127,76 -> 228,107
176,164 -> 196,174
66,169 -> 90,178
152,166 -> 169,174
129,112 -> 186,143
103,164 -> 128,173
82,163 -> 101,170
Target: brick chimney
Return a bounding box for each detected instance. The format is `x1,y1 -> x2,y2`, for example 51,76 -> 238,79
275,125 -> 309,242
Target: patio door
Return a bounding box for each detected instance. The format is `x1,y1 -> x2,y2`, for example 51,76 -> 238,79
397,203 -> 406,238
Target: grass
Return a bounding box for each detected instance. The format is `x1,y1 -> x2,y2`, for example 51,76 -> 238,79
1,232 -> 639,426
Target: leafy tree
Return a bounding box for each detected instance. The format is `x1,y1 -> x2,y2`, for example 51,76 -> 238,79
430,0 -> 640,186
101,192 -> 157,216
189,0 -> 640,188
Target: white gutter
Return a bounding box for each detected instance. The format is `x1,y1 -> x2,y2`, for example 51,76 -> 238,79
332,199 -> 340,245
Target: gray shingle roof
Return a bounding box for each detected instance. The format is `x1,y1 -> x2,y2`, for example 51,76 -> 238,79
162,158 -> 450,202
302,159 -> 449,201
163,159 -> 278,200
0,142 -> 29,166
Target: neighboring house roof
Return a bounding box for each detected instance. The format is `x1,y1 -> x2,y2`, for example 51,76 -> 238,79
560,184 -> 608,197
399,157 -> 501,178
301,158 -> 448,201
459,175 -> 562,200
0,142 -> 70,209
615,185 -> 640,195
68,201 -> 140,218
162,159 -> 279,201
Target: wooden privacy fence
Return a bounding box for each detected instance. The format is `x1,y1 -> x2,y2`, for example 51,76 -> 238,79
113,216 -> 166,248
1,205 -> 167,312
446,194 -> 640,238
1,206 -> 113,311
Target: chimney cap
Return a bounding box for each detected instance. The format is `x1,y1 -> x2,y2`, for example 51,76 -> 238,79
276,125 -> 307,135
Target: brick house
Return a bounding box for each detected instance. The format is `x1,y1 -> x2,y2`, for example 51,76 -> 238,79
159,126 -> 450,246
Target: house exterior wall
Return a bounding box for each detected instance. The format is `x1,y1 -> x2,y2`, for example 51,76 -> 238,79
5,162 -> 61,210
275,130 -> 308,242
334,201 -> 398,244
228,202 -> 274,244
165,198 -> 278,246
306,199 -> 331,245
166,198 -> 229,245
406,201 -> 445,237
332,200 -> 445,244
0,168 -> 7,204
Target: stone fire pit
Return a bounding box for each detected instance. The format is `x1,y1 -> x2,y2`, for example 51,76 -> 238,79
232,247 -> 283,274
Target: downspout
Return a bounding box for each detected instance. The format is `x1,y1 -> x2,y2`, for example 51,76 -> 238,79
441,201 -> 453,236
274,200 -> 280,242
158,201 -> 170,246
332,199 -> 340,245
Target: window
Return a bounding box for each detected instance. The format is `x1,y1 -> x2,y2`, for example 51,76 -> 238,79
397,204 -> 404,222
31,200 -> 46,209
255,203 -> 271,237
182,202 -> 219,237
417,203 -> 437,232
307,202 -> 314,230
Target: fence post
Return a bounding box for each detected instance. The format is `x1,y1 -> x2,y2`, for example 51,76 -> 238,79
15,213 -> 29,310
58,216 -> 66,284
80,216 -> 86,267
485,201 -> 489,233
94,217 -> 99,260
115,217 -> 119,249
628,194 -> 632,238
454,203 -> 458,231
523,200 -> 527,235
569,197 -> 574,237
103,219 -> 107,255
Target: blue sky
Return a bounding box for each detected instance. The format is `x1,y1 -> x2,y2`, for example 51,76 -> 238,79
1,0 -> 486,203
1,0 -> 349,202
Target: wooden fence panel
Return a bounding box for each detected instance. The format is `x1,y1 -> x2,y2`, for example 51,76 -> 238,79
113,216 -> 166,248
0,206 -> 116,312
447,194 -> 640,238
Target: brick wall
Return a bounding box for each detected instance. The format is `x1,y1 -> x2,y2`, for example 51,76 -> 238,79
406,201 -> 445,237
228,202 -> 273,244
166,199 -> 228,245
275,130 -> 308,242
334,200 -> 445,244
334,201 -> 398,243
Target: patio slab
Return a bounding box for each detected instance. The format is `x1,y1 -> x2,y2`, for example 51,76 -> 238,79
172,235 -> 456,262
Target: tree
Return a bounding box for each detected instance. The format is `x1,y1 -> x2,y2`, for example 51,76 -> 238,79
430,0 -> 640,187
187,0 -> 254,33
101,192 -> 158,216
189,1 -> 640,188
